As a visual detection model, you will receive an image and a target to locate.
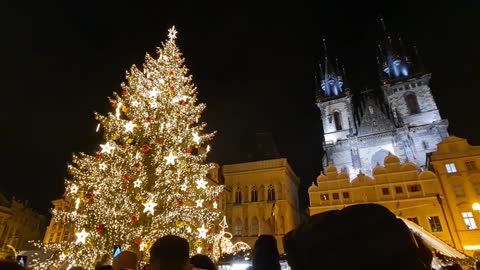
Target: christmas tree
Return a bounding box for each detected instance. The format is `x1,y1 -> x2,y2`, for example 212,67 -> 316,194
35,26 -> 223,269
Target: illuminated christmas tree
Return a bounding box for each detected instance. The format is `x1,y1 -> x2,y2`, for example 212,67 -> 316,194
35,26 -> 223,269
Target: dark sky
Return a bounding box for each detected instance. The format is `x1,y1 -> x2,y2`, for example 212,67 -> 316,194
2,1 -> 479,213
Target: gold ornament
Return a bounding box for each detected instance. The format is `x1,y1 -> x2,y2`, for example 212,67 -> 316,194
135,194 -> 143,201
112,135 -> 118,140
176,220 -> 186,227
122,106 -> 128,112
127,138 -> 134,144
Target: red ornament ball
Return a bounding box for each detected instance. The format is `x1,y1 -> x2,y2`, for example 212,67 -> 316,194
131,215 -> 138,222
95,154 -> 102,160
146,117 -> 152,122
122,90 -> 128,96
170,86 -> 175,91
186,148 -> 192,154
156,138 -> 164,145
205,245 -> 212,251
207,229 -> 212,235
96,224 -> 105,233
123,175 -> 130,181
86,193 -> 94,200
181,101 -> 187,106
135,163 -> 141,169
111,102 -> 116,108
169,71 -> 174,76
142,145 -> 151,152
177,200 -> 183,206
134,237 -> 142,245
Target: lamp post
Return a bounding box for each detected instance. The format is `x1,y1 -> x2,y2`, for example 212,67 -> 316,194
472,203 -> 480,212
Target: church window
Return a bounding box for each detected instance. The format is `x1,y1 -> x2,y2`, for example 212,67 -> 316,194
408,184 -> 422,193
342,192 -> 350,199
251,186 -> 258,202
267,185 -> 275,201
466,161 -> 477,171
445,163 -> 457,173
395,186 -> 403,194
428,216 -> 443,232
408,217 -> 419,225
333,111 -> 342,131
405,93 -> 420,114
422,141 -> 429,150
234,187 -> 242,204
381,187 -> 390,195
320,194 -> 329,201
332,193 -> 339,200
462,212 -> 477,230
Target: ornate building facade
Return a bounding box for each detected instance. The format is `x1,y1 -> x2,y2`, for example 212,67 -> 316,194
43,199 -> 74,244
429,136 -> 480,255
316,21 -> 448,178
0,194 -> 45,259
223,158 -> 300,253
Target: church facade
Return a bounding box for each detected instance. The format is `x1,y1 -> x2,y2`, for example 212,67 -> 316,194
316,20 -> 449,178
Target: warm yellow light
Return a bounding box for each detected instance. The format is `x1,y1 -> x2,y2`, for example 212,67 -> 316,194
464,245 -> 480,250
472,203 -> 480,211
75,229 -> 89,244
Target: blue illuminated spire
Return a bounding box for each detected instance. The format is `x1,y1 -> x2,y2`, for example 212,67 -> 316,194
318,38 -> 346,97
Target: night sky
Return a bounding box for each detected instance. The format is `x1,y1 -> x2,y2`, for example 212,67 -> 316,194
2,1 -> 479,213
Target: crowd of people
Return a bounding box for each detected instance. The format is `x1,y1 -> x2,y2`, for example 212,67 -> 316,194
0,204 -> 476,270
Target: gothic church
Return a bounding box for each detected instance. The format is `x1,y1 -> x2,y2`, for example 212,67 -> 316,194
316,19 -> 449,177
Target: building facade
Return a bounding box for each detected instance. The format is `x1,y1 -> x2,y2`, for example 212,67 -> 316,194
309,154 -> 456,247
429,136 -> 480,255
0,194 -> 45,259
223,158 -> 300,253
316,23 -> 448,178
43,199 -> 74,244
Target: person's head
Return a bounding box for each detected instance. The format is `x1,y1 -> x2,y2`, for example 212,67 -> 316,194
289,204 -> 432,270
69,267 -> 86,270
0,261 -> 26,270
190,254 -> 216,270
97,266 -> 114,270
113,251 -> 138,270
282,231 -> 299,270
149,235 -> 192,270
252,235 -> 280,270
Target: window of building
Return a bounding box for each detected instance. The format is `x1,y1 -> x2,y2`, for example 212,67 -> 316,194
408,184 -> 422,193
445,163 -> 457,173
410,83 -> 416,88
405,93 -> 420,114
452,183 -> 466,197
428,216 -> 443,232
417,81 -> 423,87
320,194 -> 329,201
466,161 -> 477,171
333,111 -> 342,131
267,185 -> 275,201
234,187 -> 242,204
471,179 -> 480,196
342,192 -> 350,199
462,212 -> 477,230
395,186 -> 403,194
408,217 -> 419,225
234,222 -> 242,236
405,84 -> 410,90
332,193 -> 339,200
382,187 -> 390,195
251,186 -> 258,202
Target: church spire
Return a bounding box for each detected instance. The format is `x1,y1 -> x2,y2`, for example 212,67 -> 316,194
317,38 -> 346,98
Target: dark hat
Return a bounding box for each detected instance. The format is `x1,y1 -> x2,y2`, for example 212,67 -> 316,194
150,235 -> 190,265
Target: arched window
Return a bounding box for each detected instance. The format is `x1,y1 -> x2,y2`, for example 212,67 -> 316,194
251,217 -> 259,236
234,219 -> 242,236
405,93 -> 420,114
251,186 -> 258,202
267,185 -> 275,201
333,111 -> 342,130
234,187 -> 242,204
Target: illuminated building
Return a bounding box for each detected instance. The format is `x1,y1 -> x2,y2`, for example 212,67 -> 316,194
43,199 -> 74,244
429,136 -> 480,256
0,194 -> 45,259
315,18 -> 448,178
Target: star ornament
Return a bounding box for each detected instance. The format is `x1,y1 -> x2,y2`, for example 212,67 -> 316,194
164,152 -> 177,165
148,88 -> 160,99
125,121 -> 136,132
133,179 -> 142,188
213,201 -> 218,209
195,177 -> 208,190
100,142 -> 115,154
99,163 -> 107,170
142,201 -> 158,215
168,26 -> 178,41
70,185 -> 79,194
195,199 -> 204,208
75,229 -> 89,245
180,183 -> 188,191
197,224 -> 208,239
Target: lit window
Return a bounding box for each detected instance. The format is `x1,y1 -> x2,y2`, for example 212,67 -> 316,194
267,185 -> 275,201
234,188 -> 242,204
320,194 -> 329,201
333,111 -> 342,131
342,192 -> 350,199
395,186 -> 403,194
445,163 -> 457,173
408,217 -> 419,225
382,187 -> 390,195
405,93 -> 420,114
408,184 -> 422,193
466,161 -> 477,171
251,186 -> 258,202
462,212 -> 477,230
428,216 -> 443,232
332,193 -> 339,200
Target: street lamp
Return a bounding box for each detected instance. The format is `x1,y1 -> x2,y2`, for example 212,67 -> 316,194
472,203 -> 480,211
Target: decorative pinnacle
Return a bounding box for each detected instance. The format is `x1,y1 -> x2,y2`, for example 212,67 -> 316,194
168,26 -> 178,41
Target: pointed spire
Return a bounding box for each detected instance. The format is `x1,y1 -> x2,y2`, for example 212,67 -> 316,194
335,58 -> 341,76
413,45 -> 425,73
342,64 -> 349,90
